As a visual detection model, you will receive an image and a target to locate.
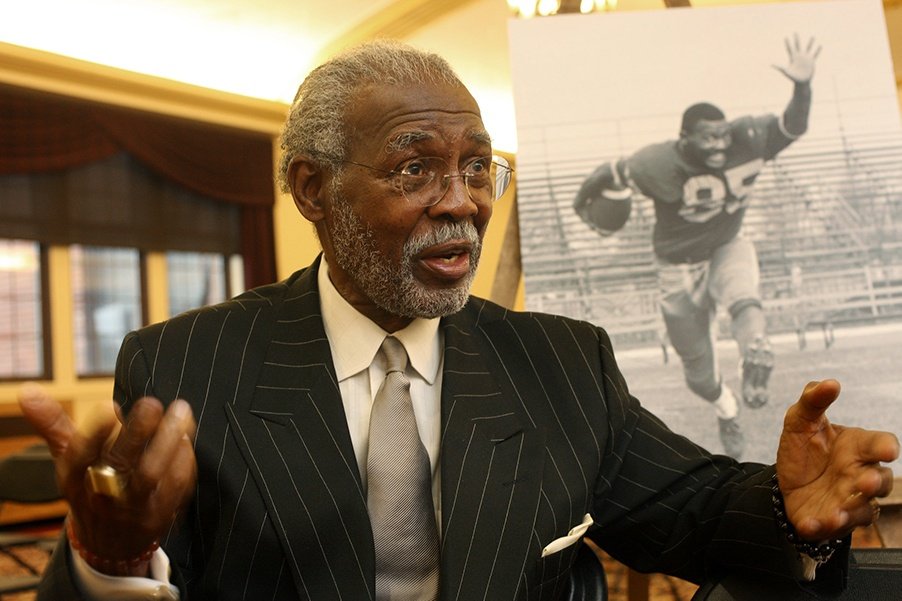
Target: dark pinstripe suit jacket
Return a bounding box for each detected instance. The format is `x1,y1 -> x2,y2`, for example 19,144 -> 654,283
39,258 -> 846,600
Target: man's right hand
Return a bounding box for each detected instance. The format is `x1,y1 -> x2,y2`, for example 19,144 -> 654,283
18,384 -> 197,577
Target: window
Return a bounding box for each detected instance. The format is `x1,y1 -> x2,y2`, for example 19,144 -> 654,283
167,251 -> 229,316
71,245 -> 142,376
0,85 -> 270,384
0,239 -> 45,379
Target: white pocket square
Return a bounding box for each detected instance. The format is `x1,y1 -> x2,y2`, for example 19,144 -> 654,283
540,513 -> 593,558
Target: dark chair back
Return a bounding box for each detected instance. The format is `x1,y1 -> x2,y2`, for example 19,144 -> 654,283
0,443 -> 59,503
0,442 -> 61,595
566,542 -> 608,601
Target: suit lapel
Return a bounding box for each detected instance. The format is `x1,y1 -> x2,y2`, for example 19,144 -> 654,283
439,302 -> 546,601
225,259 -> 375,601
223,272 -> 546,601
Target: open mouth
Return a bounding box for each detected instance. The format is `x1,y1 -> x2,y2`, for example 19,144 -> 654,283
416,242 -> 473,282
705,152 -> 726,167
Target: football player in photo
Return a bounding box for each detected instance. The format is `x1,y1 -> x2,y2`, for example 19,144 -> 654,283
573,35 -> 820,459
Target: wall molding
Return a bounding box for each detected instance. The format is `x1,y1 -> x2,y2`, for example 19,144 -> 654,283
0,42 -> 287,135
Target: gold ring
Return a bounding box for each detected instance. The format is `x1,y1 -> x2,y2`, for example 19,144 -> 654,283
86,463 -> 129,499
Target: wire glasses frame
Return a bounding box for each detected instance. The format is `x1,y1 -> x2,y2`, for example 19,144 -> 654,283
319,153 -> 514,207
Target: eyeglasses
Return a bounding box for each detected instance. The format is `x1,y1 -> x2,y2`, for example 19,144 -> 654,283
321,153 -> 514,207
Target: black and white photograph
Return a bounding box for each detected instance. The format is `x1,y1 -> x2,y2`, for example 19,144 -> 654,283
509,0 -> 902,463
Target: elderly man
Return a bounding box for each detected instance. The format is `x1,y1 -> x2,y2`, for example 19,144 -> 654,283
21,40 -> 898,601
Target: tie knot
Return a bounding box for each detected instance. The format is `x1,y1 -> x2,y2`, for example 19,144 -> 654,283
380,337 -> 408,374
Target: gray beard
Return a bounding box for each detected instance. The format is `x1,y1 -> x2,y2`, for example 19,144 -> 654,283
328,195 -> 481,319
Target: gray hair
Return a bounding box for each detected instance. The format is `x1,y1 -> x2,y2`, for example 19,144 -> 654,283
276,40 -> 464,193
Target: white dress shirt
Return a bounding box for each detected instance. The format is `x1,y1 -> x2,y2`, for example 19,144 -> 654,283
318,258 -> 444,523
73,258 -> 445,600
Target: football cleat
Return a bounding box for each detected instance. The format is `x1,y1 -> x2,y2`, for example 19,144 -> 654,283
739,337 -> 774,409
718,416 -> 744,460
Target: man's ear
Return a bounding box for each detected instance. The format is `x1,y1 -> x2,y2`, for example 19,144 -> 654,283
288,156 -> 327,223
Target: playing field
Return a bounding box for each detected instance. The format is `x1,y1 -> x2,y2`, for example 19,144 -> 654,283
613,321 -> 902,467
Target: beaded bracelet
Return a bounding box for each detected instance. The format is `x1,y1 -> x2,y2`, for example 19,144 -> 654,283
67,519 -> 160,577
770,474 -> 844,564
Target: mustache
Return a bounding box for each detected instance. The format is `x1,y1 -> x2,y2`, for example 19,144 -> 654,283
404,221 -> 481,256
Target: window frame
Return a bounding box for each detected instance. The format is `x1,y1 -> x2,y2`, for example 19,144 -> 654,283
0,241 -> 52,383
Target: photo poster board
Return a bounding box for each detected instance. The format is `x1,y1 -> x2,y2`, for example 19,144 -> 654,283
508,0 -> 902,464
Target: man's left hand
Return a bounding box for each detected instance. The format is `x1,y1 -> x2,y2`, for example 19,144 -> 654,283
776,379 -> 899,542
773,34 -> 821,84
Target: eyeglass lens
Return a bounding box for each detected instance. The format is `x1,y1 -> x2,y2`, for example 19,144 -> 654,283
397,156 -> 512,206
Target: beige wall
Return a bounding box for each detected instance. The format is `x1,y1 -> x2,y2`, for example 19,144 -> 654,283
0,0 -> 900,418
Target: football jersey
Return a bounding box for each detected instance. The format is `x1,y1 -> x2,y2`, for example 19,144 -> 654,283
627,114 -> 793,264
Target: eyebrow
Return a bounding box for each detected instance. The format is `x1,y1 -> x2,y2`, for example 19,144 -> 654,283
468,129 -> 493,146
386,131 -> 433,153
385,128 -> 494,154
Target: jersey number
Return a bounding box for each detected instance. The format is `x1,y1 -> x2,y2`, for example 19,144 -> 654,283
679,159 -> 764,223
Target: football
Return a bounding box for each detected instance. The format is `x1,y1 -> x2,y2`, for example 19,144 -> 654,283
584,190 -> 632,233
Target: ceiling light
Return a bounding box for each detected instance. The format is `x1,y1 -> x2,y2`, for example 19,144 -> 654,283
509,0 -> 617,17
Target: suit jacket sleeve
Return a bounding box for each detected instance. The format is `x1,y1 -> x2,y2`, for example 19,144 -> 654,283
36,531 -> 87,601
583,326 -> 848,590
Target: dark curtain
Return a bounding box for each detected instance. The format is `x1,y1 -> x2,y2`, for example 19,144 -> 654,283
0,153 -> 241,255
0,85 -> 118,173
241,206 -> 277,290
0,84 -> 277,288
95,109 -> 274,209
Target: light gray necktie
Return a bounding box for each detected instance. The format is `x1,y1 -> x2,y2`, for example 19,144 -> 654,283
367,336 -> 440,601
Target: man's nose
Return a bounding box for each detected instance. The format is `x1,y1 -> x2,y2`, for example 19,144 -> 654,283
430,175 -> 478,218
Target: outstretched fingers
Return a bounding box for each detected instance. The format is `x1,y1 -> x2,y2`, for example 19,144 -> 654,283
784,34 -> 820,59
775,34 -> 821,84
784,33 -> 799,58
131,399 -> 197,502
790,427 -> 898,540
858,429 -> 901,466
805,36 -> 821,58
104,397 -> 165,474
19,383 -> 118,489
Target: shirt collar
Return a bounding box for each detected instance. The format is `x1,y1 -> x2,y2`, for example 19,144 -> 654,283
318,256 -> 442,385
